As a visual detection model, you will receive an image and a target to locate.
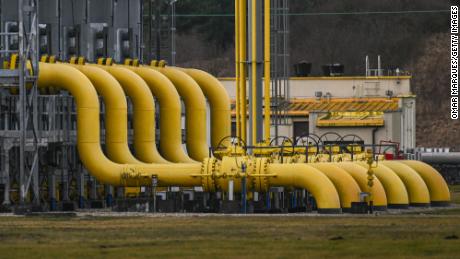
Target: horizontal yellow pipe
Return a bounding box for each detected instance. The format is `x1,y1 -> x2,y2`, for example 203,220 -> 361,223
310,163 -> 361,210
72,64 -> 141,164
129,66 -> 195,163
154,67 -> 209,161
335,162 -> 387,209
99,65 -> 169,164
382,161 -> 430,206
357,162 -> 409,208
184,68 -> 231,148
268,163 -> 341,213
38,63 -> 201,187
400,160 -> 451,205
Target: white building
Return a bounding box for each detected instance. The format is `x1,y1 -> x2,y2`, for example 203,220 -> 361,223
219,75 -> 416,153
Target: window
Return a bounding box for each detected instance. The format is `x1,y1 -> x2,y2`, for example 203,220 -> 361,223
293,121 -> 309,140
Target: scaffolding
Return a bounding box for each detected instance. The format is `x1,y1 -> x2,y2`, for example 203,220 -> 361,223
271,0 -> 290,140
142,0 -> 176,64
0,0 -> 40,207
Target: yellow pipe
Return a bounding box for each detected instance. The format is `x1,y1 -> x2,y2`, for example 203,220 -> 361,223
184,69 -> 231,149
357,162 -> 409,208
99,65 -> 169,164
235,0 -> 241,138
129,66 -> 195,163
382,161 -> 430,206
38,63 -> 202,186
239,0 -> 247,142
263,0 -> 271,142
267,163 -> 341,213
154,67 -> 209,161
335,162 -> 387,210
72,65 -> 141,164
309,163 -> 361,211
400,160 -> 451,206
251,0 -> 257,145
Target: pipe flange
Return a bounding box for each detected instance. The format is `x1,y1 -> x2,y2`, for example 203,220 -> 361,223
250,157 -> 270,192
201,157 -> 218,192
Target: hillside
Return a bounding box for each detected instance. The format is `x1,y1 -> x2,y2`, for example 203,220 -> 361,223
172,0 -> 458,149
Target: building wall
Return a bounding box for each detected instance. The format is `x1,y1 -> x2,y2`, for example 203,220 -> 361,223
223,77 -> 416,151
220,76 -> 412,99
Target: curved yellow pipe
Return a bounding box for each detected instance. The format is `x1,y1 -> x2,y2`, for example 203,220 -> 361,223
72,65 -> 141,164
400,160 -> 451,206
129,66 -> 195,163
335,162 -> 387,210
184,68 -> 231,148
99,65 -> 169,164
38,63 -> 202,186
267,163 -> 341,213
309,163 -> 361,210
154,66 -> 209,161
382,161 -> 430,206
357,162 -> 409,208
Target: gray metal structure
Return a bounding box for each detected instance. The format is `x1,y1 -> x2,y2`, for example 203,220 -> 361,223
271,0 -> 290,140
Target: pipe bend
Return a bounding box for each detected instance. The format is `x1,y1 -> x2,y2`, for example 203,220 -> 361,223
382,161 -> 430,206
129,66 -> 196,163
184,68 -> 231,148
335,162 -> 387,210
38,63 -> 201,187
309,163 -> 361,211
357,162 -> 409,208
400,160 -> 450,206
267,163 -> 341,213
154,66 -> 209,161
99,65 -> 169,164
71,64 -> 141,164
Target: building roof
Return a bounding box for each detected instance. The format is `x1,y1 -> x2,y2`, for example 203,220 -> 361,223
316,111 -> 385,127
219,76 -> 412,81
231,97 -> 400,117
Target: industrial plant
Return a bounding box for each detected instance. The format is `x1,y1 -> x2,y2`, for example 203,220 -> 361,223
0,0 -> 454,217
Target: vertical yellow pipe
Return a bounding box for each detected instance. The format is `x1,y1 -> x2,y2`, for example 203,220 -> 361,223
263,0 -> 271,142
239,0 -> 247,143
235,0 -> 241,138
251,0 -> 257,145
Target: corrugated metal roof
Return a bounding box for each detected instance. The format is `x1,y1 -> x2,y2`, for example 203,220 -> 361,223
231,97 -> 400,116
317,111 -> 385,127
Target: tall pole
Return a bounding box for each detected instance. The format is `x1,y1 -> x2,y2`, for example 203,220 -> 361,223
18,0 -> 26,204
238,0 -> 247,143
234,0 -> 241,138
263,0 -> 271,142
248,0 -> 263,146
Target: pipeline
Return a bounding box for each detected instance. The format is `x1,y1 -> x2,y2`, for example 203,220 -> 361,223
38,63 -> 342,212
71,64 -> 142,164
153,66 -> 209,161
128,66 -> 195,163
183,68 -> 231,149
92,65 -> 169,164
38,63 -> 202,187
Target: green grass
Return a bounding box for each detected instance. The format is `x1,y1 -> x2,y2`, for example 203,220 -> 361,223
0,215 -> 459,258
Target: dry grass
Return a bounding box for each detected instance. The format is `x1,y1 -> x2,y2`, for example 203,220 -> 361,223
0,185 -> 458,258
0,214 -> 459,258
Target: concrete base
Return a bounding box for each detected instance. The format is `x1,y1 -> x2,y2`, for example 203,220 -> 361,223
220,200 -> 240,213
89,200 -> 105,209
350,202 -> 368,214
0,204 -> 12,213
62,201 -> 76,211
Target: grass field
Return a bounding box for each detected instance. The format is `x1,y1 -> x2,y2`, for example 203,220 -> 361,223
0,186 -> 459,258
